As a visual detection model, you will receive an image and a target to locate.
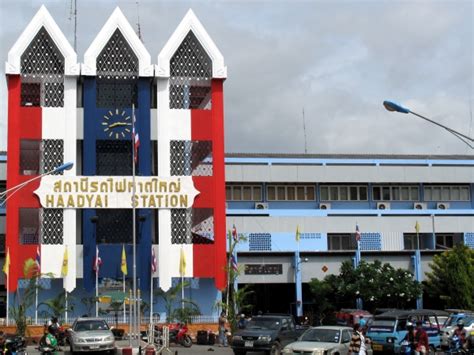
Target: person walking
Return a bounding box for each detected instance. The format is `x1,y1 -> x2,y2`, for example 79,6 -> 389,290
414,320 -> 429,355
349,323 -> 367,355
218,311 -> 228,347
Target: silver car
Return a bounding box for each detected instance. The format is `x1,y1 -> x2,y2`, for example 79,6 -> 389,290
440,316 -> 474,350
282,326 -> 372,355
68,318 -> 116,353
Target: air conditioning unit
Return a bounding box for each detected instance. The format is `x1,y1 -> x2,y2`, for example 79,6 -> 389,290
377,202 -> 390,210
437,202 -> 450,210
255,202 -> 269,210
320,203 -> 331,210
414,202 -> 427,210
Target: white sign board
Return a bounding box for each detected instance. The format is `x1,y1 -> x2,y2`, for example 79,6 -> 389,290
34,176 -> 199,209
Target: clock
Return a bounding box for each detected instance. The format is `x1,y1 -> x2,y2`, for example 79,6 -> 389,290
101,109 -> 132,139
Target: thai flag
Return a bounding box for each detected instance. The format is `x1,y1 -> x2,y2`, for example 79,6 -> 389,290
232,224 -> 238,242
355,224 -> 361,242
93,246 -> 102,274
132,110 -> 140,164
35,246 -> 41,273
151,246 -> 157,273
231,254 -> 238,271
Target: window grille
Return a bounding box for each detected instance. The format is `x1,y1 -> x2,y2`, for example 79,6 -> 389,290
169,140 -> 212,176
96,140 -> 132,176
465,233 -> 474,249
96,209 -> 133,244
359,233 -> 382,251
249,233 -> 272,251
40,209 -> 63,244
20,27 -> 64,107
170,31 -> 212,109
171,208 -> 214,244
40,139 -> 64,174
96,29 -> 138,108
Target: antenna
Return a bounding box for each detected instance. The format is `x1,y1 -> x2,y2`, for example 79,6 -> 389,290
302,108 -> 308,154
136,0 -> 142,41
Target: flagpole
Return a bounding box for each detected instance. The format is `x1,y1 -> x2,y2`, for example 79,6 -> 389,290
226,231 -> 231,316
96,247 -> 99,317
6,268 -> 9,325
123,273 -> 126,325
65,290 -> 68,324
35,277 -> 38,324
132,103 -> 138,347
150,255 -> 153,326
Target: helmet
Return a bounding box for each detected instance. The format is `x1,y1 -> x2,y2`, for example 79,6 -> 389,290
457,320 -> 464,327
406,322 -> 414,328
47,325 -> 55,334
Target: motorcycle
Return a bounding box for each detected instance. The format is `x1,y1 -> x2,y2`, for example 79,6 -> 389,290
400,339 -> 415,355
153,323 -> 192,348
447,334 -> 468,354
38,333 -> 60,354
0,334 -> 27,355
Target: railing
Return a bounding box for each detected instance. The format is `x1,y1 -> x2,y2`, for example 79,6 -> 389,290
0,314 -> 219,326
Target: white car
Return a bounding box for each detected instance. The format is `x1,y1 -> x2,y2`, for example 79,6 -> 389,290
283,326 -> 372,355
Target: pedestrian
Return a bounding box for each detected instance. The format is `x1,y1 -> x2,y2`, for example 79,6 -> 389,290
414,320 -> 429,355
349,323 -> 367,355
218,311 -> 227,347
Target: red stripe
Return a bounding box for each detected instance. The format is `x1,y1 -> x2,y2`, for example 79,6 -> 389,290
190,80 -> 227,290
6,75 -> 42,292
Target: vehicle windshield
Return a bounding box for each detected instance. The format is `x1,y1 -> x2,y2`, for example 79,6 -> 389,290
245,318 -> 282,330
368,319 -> 396,333
74,320 -> 109,332
300,329 -> 340,343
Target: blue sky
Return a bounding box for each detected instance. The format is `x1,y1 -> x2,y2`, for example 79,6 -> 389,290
1,0 -> 473,154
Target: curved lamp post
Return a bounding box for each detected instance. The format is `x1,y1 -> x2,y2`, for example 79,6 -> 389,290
383,100 -> 474,149
0,162 -> 74,207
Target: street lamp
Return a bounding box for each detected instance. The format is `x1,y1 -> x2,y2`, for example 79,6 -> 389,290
383,100 -> 474,149
0,162 -> 74,207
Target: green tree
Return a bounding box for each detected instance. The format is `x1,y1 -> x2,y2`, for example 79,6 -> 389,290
38,291 -> 74,319
154,280 -> 200,323
309,260 -> 422,314
81,296 -> 97,317
308,277 -> 336,325
425,244 -> 474,309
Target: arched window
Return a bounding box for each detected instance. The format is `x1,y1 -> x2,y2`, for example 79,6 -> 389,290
170,31 -> 212,109
20,27 -> 64,107
96,29 -> 139,108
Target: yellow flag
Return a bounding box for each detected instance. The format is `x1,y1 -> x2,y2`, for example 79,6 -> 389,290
3,248 -> 10,275
179,248 -> 186,277
121,245 -> 128,276
296,226 -> 301,242
415,221 -> 420,235
61,247 -> 68,277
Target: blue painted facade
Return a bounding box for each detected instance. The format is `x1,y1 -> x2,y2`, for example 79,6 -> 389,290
82,77 -> 152,292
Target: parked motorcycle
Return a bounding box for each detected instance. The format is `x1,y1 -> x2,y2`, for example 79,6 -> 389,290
0,333 -> 27,355
38,332 -> 60,354
400,339 -> 415,355
153,323 -> 192,347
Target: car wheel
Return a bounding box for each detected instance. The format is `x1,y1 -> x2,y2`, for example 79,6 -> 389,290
270,341 -> 282,355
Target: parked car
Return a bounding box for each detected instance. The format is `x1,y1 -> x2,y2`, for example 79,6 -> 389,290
282,325 -> 373,355
231,314 -> 305,355
440,315 -> 474,350
366,309 -> 448,354
67,318 -> 115,353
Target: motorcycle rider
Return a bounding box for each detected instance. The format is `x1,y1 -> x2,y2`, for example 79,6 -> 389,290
401,321 -> 416,353
46,317 -> 60,338
452,320 -> 468,351
414,320 -> 429,355
41,325 -> 59,351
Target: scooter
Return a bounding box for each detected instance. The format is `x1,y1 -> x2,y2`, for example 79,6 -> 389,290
447,334 -> 468,354
153,323 -> 192,348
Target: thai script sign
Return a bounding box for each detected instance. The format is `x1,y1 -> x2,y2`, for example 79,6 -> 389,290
34,176 -> 199,209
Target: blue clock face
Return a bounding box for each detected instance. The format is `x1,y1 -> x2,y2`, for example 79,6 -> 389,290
101,109 -> 132,139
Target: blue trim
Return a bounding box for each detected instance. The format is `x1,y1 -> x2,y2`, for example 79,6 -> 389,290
226,208 -> 474,217
0,156 -> 6,162
225,157 -> 474,166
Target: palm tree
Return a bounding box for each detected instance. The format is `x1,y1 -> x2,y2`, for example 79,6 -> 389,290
154,281 -> 200,323
38,291 -> 74,319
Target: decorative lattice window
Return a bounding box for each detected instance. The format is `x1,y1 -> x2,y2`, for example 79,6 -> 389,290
20,26 -> 64,107
170,140 -> 212,176
463,233 -> 474,249
96,140 -> 132,176
96,209 -> 133,244
40,139 -> 64,174
360,233 -> 382,251
170,31 -> 212,110
40,209 -> 63,244
171,208 -> 214,244
249,233 -> 272,251
96,29 -> 138,108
